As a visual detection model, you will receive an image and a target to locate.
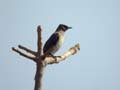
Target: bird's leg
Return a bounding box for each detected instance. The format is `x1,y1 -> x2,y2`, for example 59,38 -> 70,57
56,56 -> 62,58
49,53 -> 59,63
49,53 -> 61,58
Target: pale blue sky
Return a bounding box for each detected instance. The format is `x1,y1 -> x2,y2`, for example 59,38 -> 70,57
0,0 -> 120,90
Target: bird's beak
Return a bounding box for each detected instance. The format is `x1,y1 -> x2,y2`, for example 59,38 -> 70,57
68,27 -> 72,29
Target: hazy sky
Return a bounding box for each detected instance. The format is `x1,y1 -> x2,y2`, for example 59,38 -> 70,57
0,0 -> 120,90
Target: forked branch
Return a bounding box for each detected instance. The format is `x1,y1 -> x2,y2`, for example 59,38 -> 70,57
12,47 -> 36,62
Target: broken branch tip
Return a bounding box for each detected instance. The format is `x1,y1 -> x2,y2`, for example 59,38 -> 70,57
37,25 -> 42,32
75,43 -> 80,50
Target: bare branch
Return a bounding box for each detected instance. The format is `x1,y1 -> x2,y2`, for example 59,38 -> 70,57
12,47 -> 36,62
18,45 -> 37,56
44,44 -> 80,64
37,25 -> 43,56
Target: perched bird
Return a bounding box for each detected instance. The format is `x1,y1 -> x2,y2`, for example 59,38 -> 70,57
43,24 -> 72,57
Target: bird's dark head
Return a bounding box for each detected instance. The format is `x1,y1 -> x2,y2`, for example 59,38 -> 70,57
56,24 -> 72,32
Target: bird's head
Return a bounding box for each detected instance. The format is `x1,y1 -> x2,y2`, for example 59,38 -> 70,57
56,24 -> 72,32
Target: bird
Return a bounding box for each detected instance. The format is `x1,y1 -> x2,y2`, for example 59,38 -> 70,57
43,24 -> 72,57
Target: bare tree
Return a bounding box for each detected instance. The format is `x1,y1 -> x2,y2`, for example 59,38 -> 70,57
12,25 -> 80,90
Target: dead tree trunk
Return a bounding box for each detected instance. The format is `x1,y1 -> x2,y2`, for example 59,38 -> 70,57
12,25 -> 80,90
34,63 -> 44,90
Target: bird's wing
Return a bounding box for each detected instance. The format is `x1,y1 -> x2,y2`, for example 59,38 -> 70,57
43,33 -> 59,54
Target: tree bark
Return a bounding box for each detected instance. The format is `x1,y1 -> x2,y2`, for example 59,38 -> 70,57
34,62 -> 44,90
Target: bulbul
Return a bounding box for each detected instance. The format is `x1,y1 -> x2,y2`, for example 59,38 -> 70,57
43,24 -> 72,57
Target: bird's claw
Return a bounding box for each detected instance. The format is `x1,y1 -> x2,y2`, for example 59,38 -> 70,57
49,54 -> 61,63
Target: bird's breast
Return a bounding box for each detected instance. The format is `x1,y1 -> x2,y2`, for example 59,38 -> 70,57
50,33 -> 64,54
57,33 -> 64,47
